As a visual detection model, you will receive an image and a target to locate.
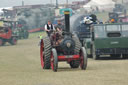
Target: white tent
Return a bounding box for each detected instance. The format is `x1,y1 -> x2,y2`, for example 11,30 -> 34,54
83,0 -> 115,12
91,0 -> 115,5
83,1 -> 99,8
0,7 -> 13,13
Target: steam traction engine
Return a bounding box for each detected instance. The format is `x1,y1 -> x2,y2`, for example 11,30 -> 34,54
40,11 -> 87,72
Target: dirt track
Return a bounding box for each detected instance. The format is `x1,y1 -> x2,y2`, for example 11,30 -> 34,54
0,32 -> 128,85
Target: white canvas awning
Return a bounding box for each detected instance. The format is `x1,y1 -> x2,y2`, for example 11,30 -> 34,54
83,1 -> 100,8
0,7 -> 13,13
83,0 -> 115,11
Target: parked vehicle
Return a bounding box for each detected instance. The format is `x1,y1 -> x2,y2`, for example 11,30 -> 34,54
108,4 -> 128,23
0,27 -> 18,46
0,19 -> 19,46
84,23 -> 128,59
16,26 -> 29,39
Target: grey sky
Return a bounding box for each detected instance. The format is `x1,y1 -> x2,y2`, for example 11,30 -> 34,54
0,0 -> 83,7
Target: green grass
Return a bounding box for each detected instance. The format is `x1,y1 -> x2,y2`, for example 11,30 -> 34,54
0,33 -> 128,85
29,31 -> 47,39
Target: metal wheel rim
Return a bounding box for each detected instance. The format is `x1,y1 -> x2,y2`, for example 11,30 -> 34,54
40,41 -> 44,68
80,52 -> 84,69
80,47 -> 87,70
51,52 -> 54,70
51,49 -> 58,72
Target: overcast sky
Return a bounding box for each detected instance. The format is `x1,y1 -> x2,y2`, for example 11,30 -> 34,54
0,0 -> 84,7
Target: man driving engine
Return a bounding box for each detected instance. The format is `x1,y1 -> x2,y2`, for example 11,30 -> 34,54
44,20 -> 55,36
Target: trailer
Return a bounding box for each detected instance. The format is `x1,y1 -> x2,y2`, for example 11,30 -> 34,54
84,23 -> 128,59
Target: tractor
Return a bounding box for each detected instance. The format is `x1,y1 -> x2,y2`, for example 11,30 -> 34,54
40,11 -> 87,72
0,20 -> 18,46
16,24 -> 29,39
108,4 -> 128,23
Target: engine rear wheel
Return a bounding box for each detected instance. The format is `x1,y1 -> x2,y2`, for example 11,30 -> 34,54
71,36 -> 81,68
69,60 -> 80,68
80,47 -> 87,70
51,48 -> 58,72
73,36 -> 82,54
40,37 -> 52,69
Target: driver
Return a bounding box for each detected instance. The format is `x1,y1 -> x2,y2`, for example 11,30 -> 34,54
44,20 -> 55,36
55,20 -> 64,32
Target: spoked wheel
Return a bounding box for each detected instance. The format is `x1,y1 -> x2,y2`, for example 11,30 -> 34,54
9,37 -> 17,45
40,37 -> 52,69
51,48 -> 58,72
40,41 -> 44,68
80,47 -> 87,70
0,39 -> 3,46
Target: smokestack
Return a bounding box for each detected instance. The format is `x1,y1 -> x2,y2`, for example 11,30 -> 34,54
22,0 -> 24,6
66,0 -> 68,8
56,0 -> 58,8
64,11 -> 70,33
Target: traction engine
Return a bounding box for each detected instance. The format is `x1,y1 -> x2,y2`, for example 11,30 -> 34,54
40,11 -> 88,72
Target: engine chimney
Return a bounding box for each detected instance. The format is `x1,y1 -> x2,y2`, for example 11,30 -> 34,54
64,11 -> 70,33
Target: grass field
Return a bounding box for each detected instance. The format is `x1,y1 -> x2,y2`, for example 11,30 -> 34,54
0,32 -> 128,85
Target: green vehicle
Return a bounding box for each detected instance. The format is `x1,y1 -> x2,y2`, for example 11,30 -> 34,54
4,20 -> 29,39
84,23 -> 128,60
13,26 -> 29,39
17,27 -> 29,39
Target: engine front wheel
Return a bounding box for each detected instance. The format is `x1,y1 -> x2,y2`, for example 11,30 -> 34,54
80,47 -> 88,70
51,48 -> 58,72
69,60 -> 80,68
